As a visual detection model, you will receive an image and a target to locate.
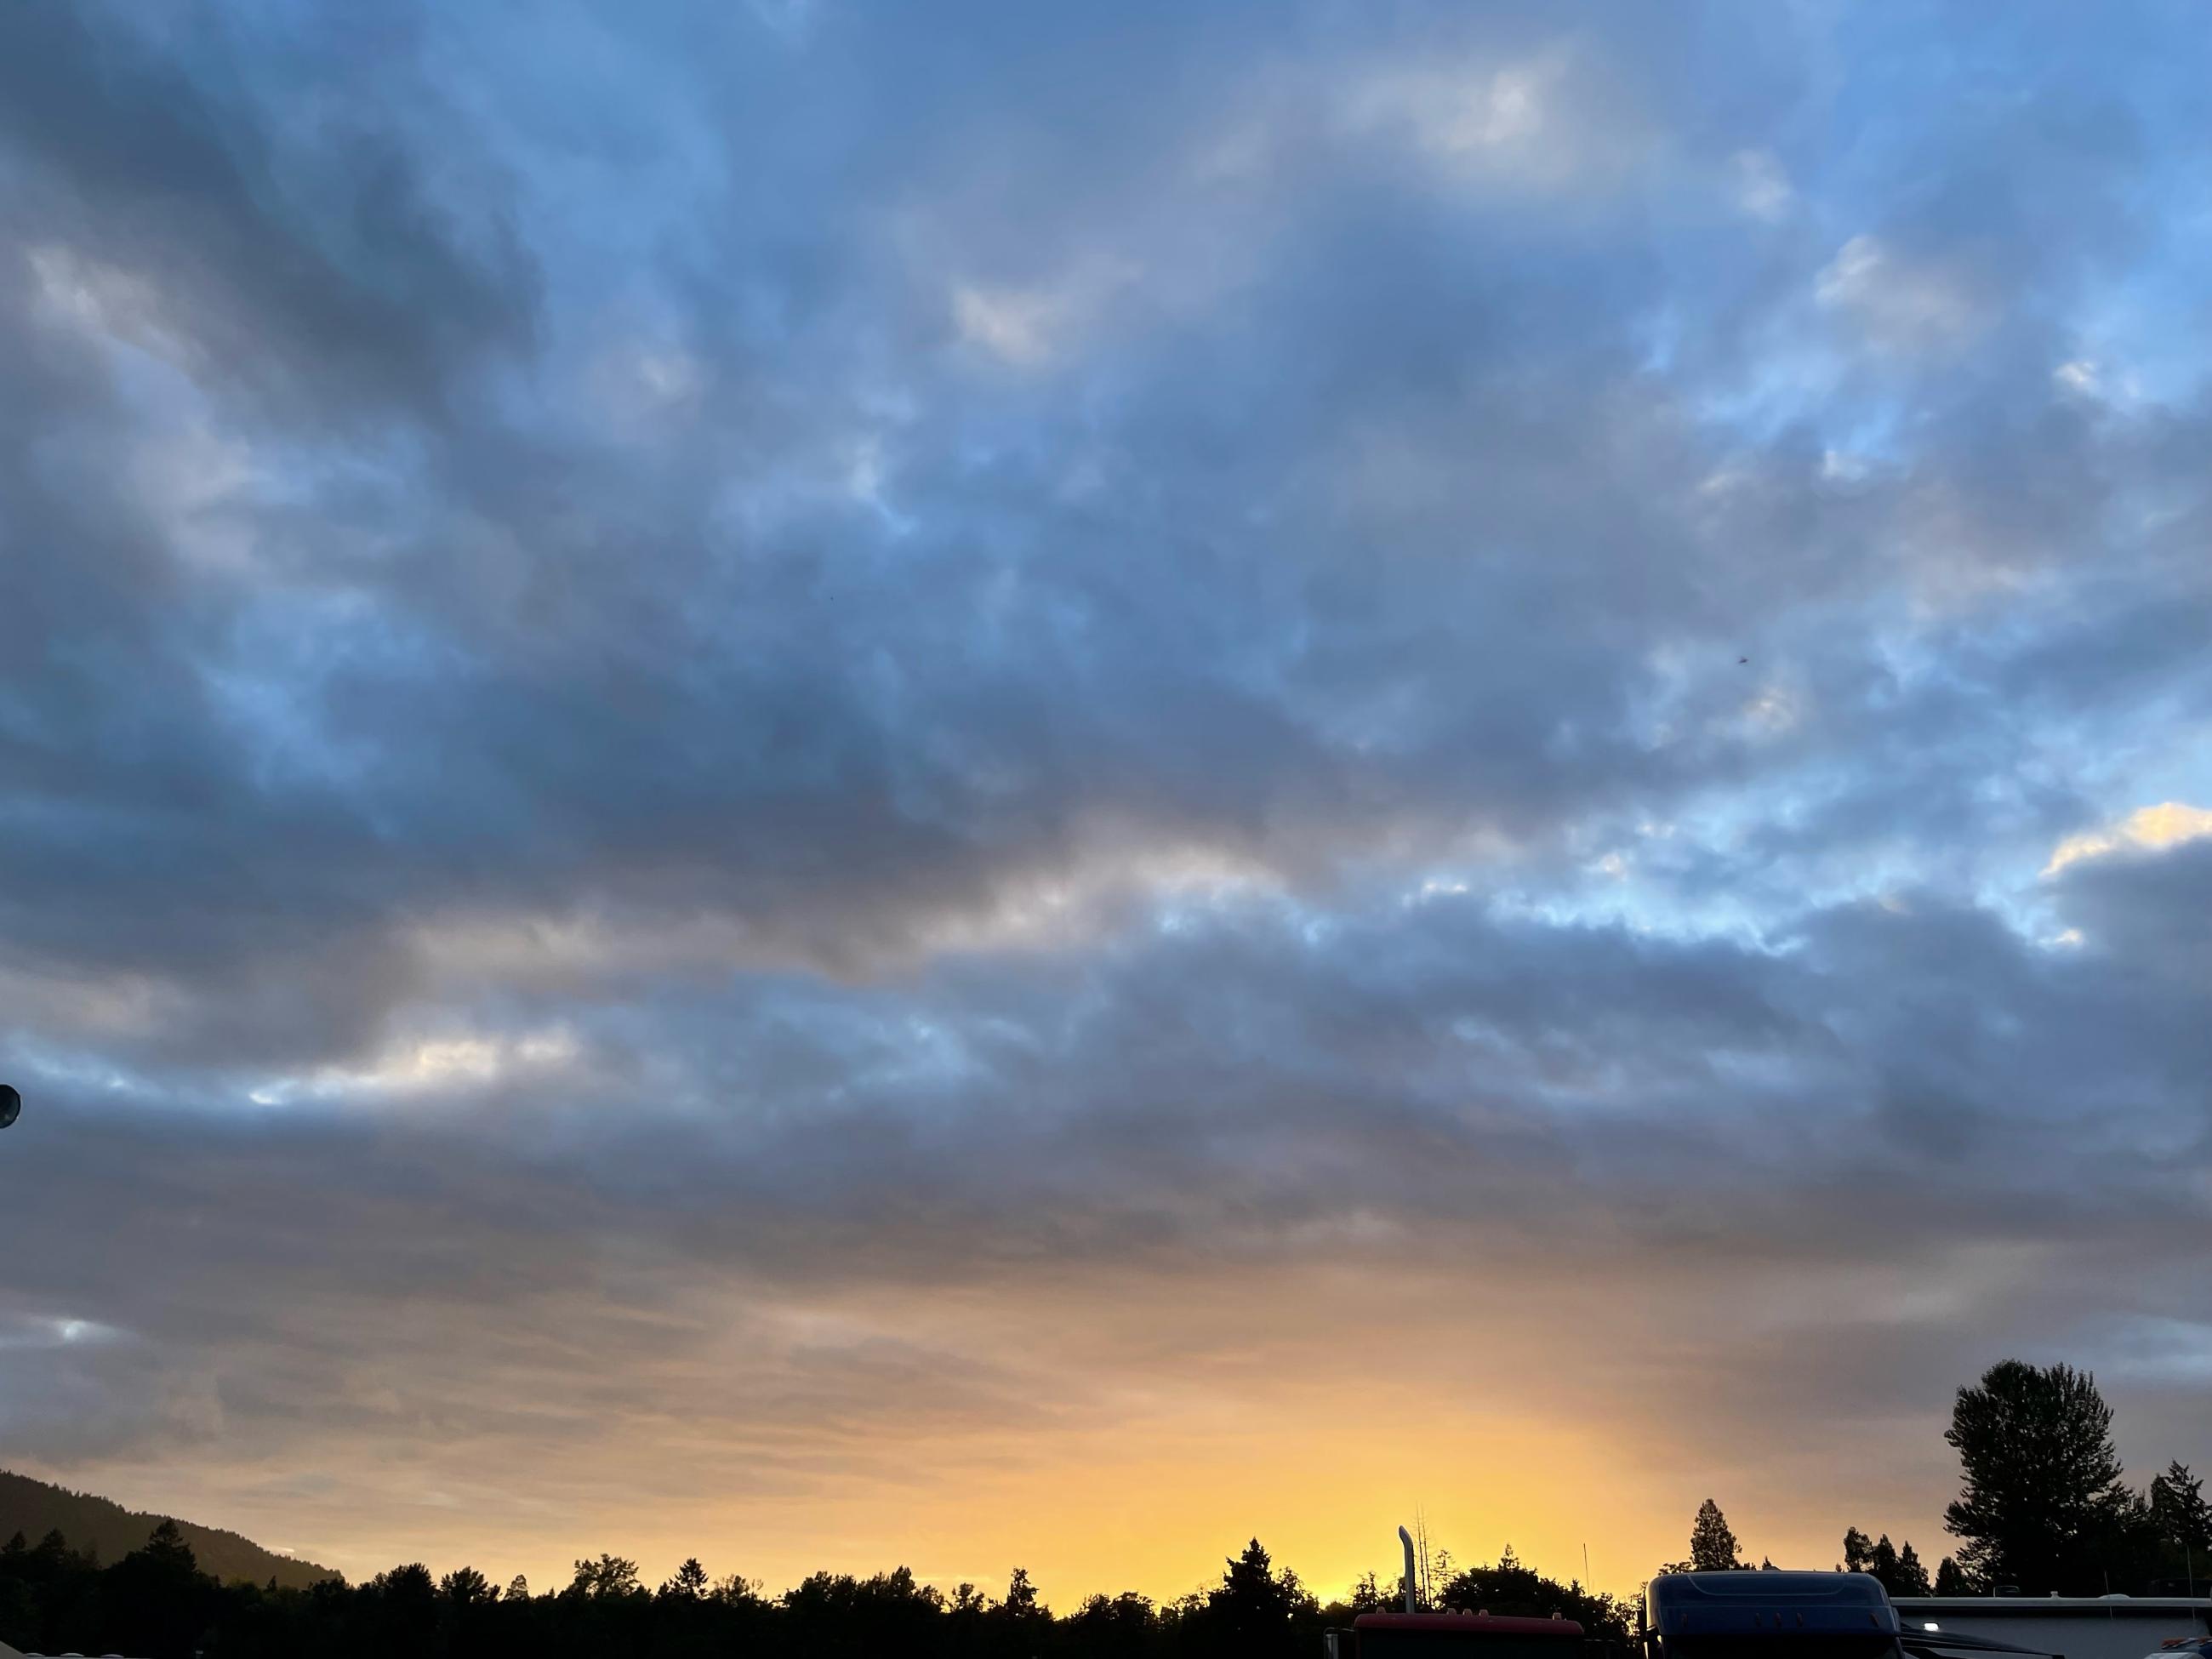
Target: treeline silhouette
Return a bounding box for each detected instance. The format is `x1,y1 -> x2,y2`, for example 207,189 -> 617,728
1666,1362 -> 2211,1599
0,1530 -> 1623,1659
6,1359 -> 2203,1658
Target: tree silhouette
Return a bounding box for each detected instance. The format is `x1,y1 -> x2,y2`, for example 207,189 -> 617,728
1847,1535 -> 1934,1597
368,1562 -> 440,1652
97,1519 -> 216,1659
434,1564 -> 501,1655
1006,1564 -> 1044,1616
713,1570 -> 762,1606
505,1571 -> 530,1601
783,1565 -> 945,1657
1438,1544 -> 1632,1640
659,1556 -> 710,1599
1944,1360 -> 2130,1593
1067,1589 -> 1160,1659
1690,1500 -> 1745,1571
1872,1537 -> 1899,1589
1894,1541 -> 1931,1596
441,1564 -> 493,1604
1934,1555 -> 1972,1594
1190,1538 -> 1317,1659
2150,1462 -> 2211,1554
568,1552 -> 642,1599
140,1519 -> 196,1571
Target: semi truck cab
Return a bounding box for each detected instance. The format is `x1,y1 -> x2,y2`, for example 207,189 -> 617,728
1646,1572 -> 1905,1659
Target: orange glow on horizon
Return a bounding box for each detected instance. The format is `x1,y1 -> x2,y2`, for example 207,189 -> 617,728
54,1301 -> 1961,1611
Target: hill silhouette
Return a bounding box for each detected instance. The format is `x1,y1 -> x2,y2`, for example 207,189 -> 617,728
0,1469 -> 339,1588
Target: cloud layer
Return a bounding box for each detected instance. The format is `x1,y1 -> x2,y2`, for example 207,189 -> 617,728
3,0 -> 2209,1602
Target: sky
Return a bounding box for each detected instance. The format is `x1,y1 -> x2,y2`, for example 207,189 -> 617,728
3,0 -> 2210,1609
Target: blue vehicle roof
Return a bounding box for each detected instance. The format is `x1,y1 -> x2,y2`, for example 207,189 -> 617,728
1647,1572 -> 1901,1639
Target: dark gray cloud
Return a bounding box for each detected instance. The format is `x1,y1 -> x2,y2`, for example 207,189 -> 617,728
2,0 -> 2208,1598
